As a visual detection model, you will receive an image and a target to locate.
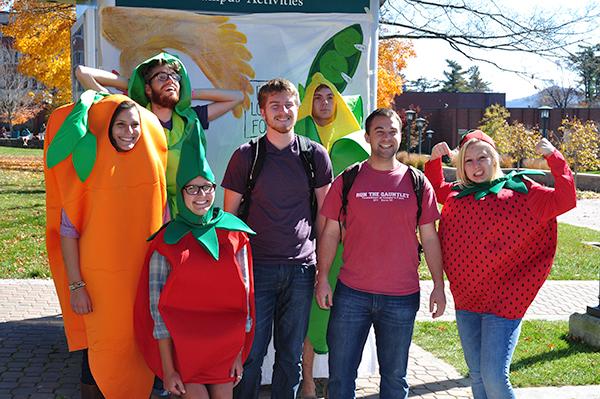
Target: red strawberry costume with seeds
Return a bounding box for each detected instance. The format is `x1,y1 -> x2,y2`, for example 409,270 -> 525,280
424,150 -> 576,319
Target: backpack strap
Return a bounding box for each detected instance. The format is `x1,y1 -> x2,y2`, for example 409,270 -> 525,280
408,165 -> 426,257
337,162 -> 361,239
408,166 -> 425,224
297,135 -> 318,224
238,136 -> 267,221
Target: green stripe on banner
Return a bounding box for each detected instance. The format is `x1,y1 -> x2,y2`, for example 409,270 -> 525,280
114,0 -> 371,14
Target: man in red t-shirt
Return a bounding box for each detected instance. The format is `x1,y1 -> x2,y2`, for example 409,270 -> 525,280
315,108 -> 446,399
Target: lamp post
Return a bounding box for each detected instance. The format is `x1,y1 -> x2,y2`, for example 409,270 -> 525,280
415,117 -> 426,155
539,106 -> 552,139
405,110 -> 416,152
426,129 -> 434,154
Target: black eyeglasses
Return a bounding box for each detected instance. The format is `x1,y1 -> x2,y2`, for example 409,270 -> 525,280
148,71 -> 181,83
183,184 -> 216,196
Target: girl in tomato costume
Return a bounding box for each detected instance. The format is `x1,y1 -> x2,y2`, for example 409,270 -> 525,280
424,131 -> 576,399
135,127 -> 255,399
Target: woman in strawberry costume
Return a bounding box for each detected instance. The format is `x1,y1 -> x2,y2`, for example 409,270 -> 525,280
424,131 -> 576,399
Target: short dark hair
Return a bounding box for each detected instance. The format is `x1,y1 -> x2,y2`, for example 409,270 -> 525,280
257,78 -> 299,109
365,108 -> 402,134
109,101 -> 138,151
141,59 -> 181,83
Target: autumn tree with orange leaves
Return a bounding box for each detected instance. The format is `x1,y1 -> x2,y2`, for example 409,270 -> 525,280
1,0 -> 75,106
377,38 -> 414,108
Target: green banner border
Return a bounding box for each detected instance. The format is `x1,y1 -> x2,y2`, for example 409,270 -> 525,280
114,0 -> 370,14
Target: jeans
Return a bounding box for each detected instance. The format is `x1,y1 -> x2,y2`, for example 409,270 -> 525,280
233,262 -> 315,399
327,281 -> 420,399
456,310 -> 522,399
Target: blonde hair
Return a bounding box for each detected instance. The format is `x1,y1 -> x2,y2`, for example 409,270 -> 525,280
455,138 -> 503,187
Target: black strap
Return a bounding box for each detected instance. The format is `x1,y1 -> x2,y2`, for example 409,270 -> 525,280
238,135 -> 317,224
338,162 -> 361,238
238,136 -> 267,221
408,166 -> 425,224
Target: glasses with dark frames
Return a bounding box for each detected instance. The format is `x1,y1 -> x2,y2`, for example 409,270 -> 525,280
182,184 -> 216,196
148,71 -> 182,83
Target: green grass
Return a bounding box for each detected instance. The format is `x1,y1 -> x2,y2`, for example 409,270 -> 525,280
551,223 -> 600,280
413,320 -> 600,387
0,146 -> 43,157
0,168 -> 49,278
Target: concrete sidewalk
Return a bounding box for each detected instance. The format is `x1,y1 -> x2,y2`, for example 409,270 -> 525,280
1,279 -> 599,398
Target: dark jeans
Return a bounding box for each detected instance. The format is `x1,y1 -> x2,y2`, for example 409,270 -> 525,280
327,282 -> 420,399
233,263 -> 315,399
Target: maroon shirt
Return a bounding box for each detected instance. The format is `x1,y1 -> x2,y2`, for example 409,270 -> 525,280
222,135 -> 332,264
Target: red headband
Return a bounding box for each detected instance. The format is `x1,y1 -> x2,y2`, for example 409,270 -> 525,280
459,130 -> 496,149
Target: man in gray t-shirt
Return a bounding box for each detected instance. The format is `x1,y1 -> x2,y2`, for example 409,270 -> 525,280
222,78 -> 332,399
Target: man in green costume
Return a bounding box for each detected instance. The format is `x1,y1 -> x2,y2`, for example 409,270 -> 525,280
295,72 -> 370,398
76,53 -> 243,217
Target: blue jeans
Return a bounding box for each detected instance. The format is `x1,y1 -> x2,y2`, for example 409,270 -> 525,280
456,310 -> 522,399
233,262 -> 315,399
327,281 -> 420,399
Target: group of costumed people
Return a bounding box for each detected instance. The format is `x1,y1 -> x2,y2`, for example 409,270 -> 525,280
45,53 -> 255,399
44,51 -> 577,399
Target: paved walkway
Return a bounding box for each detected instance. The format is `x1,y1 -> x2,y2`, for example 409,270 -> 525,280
1,279 -> 598,398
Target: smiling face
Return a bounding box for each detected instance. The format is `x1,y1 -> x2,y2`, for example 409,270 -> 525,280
182,175 -> 215,216
312,85 -> 336,126
463,141 -> 496,184
110,106 -> 141,152
144,64 -> 180,109
365,114 -> 402,161
260,91 -> 299,134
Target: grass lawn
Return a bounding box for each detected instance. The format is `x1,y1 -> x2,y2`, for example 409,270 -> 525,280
413,320 -> 600,387
0,146 -> 43,157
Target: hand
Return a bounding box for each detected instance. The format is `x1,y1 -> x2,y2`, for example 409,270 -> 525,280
70,287 -> 93,314
230,350 -> 244,387
535,138 -> 555,157
429,285 -> 446,319
163,369 -> 186,396
315,278 -> 333,309
430,142 -> 452,160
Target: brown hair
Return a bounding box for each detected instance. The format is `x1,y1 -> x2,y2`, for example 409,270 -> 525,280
365,108 -> 402,134
141,59 -> 181,83
257,78 -> 299,109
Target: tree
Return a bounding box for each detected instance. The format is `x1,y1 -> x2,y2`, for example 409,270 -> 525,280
537,85 -> 579,109
406,77 -> 440,92
0,0 -> 75,106
0,46 -> 44,132
568,44 -> 600,107
377,38 -> 415,107
494,122 -> 541,169
478,104 -> 510,140
440,59 -> 469,93
466,66 -> 490,92
558,118 -> 600,184
379,1 -> 600,74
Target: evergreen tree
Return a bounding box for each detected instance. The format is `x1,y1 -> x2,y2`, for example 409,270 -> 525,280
467,66 -> 491,92
440,59 -> 469,92
568,44 -> 600,106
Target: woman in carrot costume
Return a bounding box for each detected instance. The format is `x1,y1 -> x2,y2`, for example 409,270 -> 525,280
44,92 -> 167,398
134,124 -> 255,399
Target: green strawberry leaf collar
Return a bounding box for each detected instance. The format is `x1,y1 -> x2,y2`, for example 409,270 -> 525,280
454,170 -> 546,200
46,90 -> 109,182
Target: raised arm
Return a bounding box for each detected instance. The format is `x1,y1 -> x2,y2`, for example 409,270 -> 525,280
191,88 -> 243,121
424,142 -> 455,204
75,65 -> 129,93
527,138 -> 577,221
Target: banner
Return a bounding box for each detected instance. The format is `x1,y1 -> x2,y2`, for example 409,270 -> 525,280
94,0 -> 379,203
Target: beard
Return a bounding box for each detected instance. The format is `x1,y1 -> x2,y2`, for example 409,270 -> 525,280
150,89 -> 179,109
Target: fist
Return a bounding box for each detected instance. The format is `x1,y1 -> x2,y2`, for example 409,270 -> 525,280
535,138 -> 555,156
430,142 -> 452,160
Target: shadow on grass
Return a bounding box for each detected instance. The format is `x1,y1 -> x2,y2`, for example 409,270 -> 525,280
4,203 -> 45,211
0,189 -> 45,195
511,334 -> 598,372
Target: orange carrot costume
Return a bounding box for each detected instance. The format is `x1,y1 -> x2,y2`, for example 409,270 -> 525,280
44,93 -> 167,398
